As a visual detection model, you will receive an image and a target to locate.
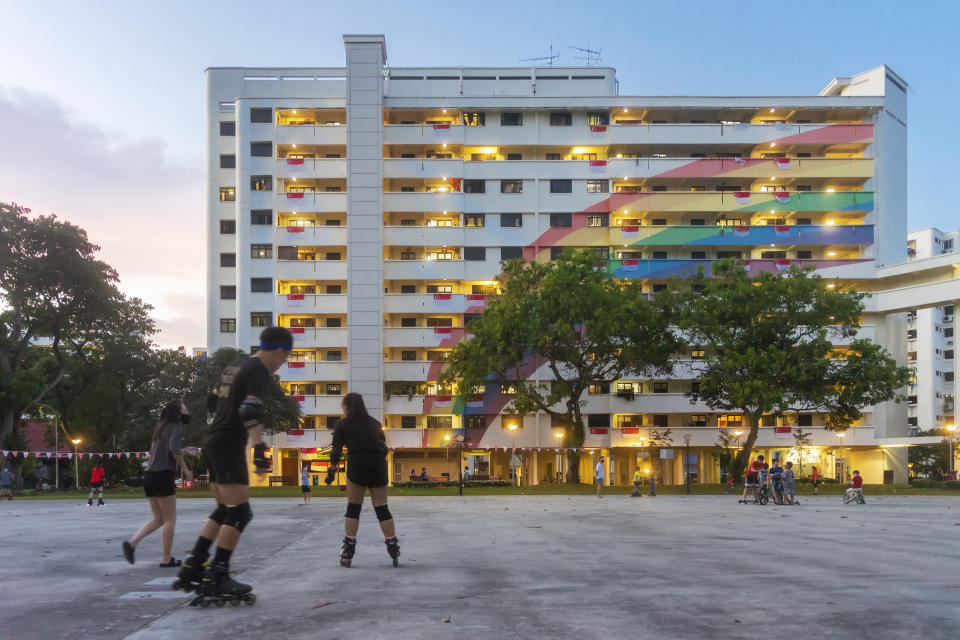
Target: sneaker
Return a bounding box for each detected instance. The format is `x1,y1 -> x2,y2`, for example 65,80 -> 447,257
122,541 -> 135,565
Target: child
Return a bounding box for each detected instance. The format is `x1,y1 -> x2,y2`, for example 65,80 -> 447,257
740,455 -> 764,503
846,470 -> 864,501
810,466 -> 820,495
782,461 -> 797,505
300,465 -> 311,504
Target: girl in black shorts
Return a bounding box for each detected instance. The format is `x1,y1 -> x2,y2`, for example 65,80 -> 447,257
325,392 -> 400,567
122,400 -> 195,567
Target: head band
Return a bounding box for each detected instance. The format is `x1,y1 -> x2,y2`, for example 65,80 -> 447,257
260,340 -> 293,351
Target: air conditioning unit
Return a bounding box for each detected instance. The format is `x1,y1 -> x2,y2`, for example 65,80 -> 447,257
945,315 -> 954,322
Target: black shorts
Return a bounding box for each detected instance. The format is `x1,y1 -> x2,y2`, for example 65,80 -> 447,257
301,484 -> 310,493
203,435 -> 249,486
346,453 -> 388,489
91,481 -> 104,489
144,470 -> 176,497
812,480 -> 820,487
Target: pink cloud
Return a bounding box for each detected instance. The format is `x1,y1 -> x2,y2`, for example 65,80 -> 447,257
0,88 -> 205,348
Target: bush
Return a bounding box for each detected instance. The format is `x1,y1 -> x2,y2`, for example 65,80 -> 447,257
909,479 -> 960,490
391,480 -> 513,489
795,476 -> 839,484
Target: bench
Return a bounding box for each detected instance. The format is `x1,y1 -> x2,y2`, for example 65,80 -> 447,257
269,475 -> 295,487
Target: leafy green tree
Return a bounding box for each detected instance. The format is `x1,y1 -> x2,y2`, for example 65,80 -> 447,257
668,260 -> 911,482
442,250 -> 681,482
0,202 -> 122,443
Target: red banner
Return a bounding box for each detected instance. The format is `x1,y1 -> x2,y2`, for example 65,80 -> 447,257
589,428 -> 608,435
286,158 -> 305,166
287,361 -> 305,368
286,192 -> 305,199
622,427 -> 640,434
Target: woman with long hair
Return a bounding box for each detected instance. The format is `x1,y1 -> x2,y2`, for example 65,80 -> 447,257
325,392 -> 400,567
122,399 -> 194,567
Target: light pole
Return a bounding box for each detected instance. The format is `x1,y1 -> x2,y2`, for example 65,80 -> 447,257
508,422 -> 518,485
837,431 -> 846,481
71,439 -> 82,490
946,424 -> 956,474
445,434 -> 466,496
553,430 -> 564,486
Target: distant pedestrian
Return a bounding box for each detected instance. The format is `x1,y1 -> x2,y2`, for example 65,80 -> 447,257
88,461 -> 106,506
420,467 -> 428,482
0,467 -> 12,500
649,473 -> 657,497
595,457 -> 605,498
463,466 -> 471,481
631,469 -> 642,497
810,466 -> 820,495
409,468 -> 416,482
301,465 -> 311,504
782,461 -> 797,505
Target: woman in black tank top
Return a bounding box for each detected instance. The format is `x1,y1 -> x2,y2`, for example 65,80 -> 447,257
325,393 -> 400,567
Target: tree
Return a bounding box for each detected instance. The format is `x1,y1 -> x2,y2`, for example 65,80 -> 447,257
790,427 -> 814,476
646,428 -> 673,486
0,202 -> 122,443
442,250 -> 681,482
669,260 -> 911,482
712,428 -> 737,482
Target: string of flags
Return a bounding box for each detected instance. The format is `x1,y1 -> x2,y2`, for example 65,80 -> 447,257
1,450 -> 151,460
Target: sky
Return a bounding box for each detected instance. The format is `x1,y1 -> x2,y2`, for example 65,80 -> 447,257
1,0 -> 958,348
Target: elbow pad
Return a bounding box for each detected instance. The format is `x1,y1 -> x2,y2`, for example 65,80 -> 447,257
238,400 -> 264,428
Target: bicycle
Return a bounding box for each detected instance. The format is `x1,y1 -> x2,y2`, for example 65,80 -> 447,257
842,490 -> 865,505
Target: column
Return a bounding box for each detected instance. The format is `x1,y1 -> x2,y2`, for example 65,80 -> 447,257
344,35 -> 387,419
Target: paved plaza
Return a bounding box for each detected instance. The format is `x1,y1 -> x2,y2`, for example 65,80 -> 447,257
1,494 -> 958,639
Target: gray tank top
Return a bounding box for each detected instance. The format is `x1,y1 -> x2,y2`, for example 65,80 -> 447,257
146,422 -> 183,472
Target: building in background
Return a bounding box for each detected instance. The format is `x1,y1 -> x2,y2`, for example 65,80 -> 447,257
205,34 -> 959,487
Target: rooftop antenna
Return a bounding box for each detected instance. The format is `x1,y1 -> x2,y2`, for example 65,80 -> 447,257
520,40 -> 560,67
568,42 -> 601,67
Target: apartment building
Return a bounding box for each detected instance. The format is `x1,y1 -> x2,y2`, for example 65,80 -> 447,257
206,34 -> 959,486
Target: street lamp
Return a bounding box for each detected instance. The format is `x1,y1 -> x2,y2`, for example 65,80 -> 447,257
837,431 -> 846,481
71,439 -> 81,490
508,422 -> 519,486
553,430 -> 564,486
445,433 -> 466,496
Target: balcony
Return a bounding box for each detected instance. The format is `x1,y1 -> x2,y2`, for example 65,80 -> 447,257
383,124 -> 466,146
609,224 -> 874,247
274,125 -> 346,146
278,360 -> 349,382
384,395 -> 426,415
607,257 -> 873,279
278,191 -> 347,211
383,158 -> 464,179
384,293 -> 478,314
384,259 -> 466,280
383,360 -> 446,381
276,259 -> 347,280
276,225 -> 347,245
544,189 -> 875,214
276,294 -> 348,314
382,191 -> 465,212
383,225 -> 466,247
384,327 -> 469,348
286,395 -> 346,416
287,327 -> 349,348
276,157 -> 347,180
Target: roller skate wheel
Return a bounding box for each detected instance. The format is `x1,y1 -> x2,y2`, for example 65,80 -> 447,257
230,599 -> 241,606
340,558 -> 351,568
214,599 -> 225,607
244,594 -> 256,606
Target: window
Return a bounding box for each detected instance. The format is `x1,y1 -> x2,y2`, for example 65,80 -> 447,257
946,350 -> 955,360
290,285 -> 316,294
652,284 -> 667,293
691,251 -> 706,259
550,179 -> 572,193
501,112 -> 522,126
427,416 -> 453,429
761,251 -> 787,259
250,108 -> 272,123
326,384 -> 342,395
590,247 -> 609,261
691,381 -> 701,394
717,251 -> 742,259
500,213 -> 523,228
550,246 -> 564,260
464,247 -> 486,261
587,112 -> 609,126
400,285 -> 416,294
220,253 -> 236,267
251,210 -> 272,225
548,111 -> 572,126
250,175 -> 272,191
588,381 -> 610,395
797,250 -> 813,259
325,318 -> 342,328
426,284 -> 452,293
220,155 -> 236,169
797,414 -> 813,427
690,218 -> 705,226
797,218 -> 812,225
427,317 -> 454,327
586,180 -> 609,193
546,153 -> 562,160
652,251 -> 667,259
220,318 -> 236,333
251,312 -> 272,327
507,153 -> 522,161
220,286 -> 236,300
326,252 -> 341,261
945,328 -> 954,338
690,415 -> 707,427
501,246 -> 523,261
250,142 -> 272,157
326,351 -> 342,362
291,318 -> 315,328
588,214 -> 608,227
220,121 -> 236,136
946,372 -> 955,382
550,213 -> 572,227
690,349 -> 705,360
250,244 -> 272,259
653,381 -> 669,393
401,416 -> 418,429
501,180 -> 523,193
220,187 -> 236,202
400,187 -> 415,192
220,220 -> 236,234
464,179 -> 485,193
426,350 -> 447,362
251,278 -> 273,293
588,414 -> 610,429
796,185 -> 813,192
464,213 -> 485,227
400,251 -> 417,260
326,285 -> 342,294
652,414 -> 668,427
464,416 -> 487,429
463,112 -> 485,126
651,218 -> 667,225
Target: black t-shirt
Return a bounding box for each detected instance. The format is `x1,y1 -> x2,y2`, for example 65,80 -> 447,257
207,356 -> 271,443
329,416 -> 387,466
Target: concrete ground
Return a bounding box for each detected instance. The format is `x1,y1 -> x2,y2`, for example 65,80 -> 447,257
1,494 -> 958,640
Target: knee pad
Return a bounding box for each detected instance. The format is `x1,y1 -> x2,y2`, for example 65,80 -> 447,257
345,502 -> 362,519
209,503 -> 227,525
374,504 -> 392,522
223,503 -> 253,532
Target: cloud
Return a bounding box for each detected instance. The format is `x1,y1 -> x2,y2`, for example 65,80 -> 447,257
0,87 -> 206,348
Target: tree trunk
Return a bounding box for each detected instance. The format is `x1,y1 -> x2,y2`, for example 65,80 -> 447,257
731,413 -> 761,482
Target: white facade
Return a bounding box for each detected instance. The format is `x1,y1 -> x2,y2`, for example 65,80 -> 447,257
205,35 -> 960,485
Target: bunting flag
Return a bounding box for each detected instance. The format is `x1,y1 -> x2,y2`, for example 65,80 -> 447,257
733,191 -> 751,204
291,395 -> 306,402
621,259 -> 639,272
774,258 -> 792,271
733,225 -> 750,237
466,294 -> 486,308
289,327 -> 306,342
621,225 -> 639,238
286,157 -> 305,167
287,361 -> 306,369
774,225 -> 791,237
286,192 -> 305,199
286,225 -> 306,233
775,158 -> 791,170
286,293 -> 305,306
774,426 -> 793,439
774,191 -> 791,204
589,125 -> 607,137
432,395 -> 452,408
733,156 -> 748,166
433,293 -> 452,304
433,326 -> 452,335
589,159 -> 607,172
466,395 -> 485,408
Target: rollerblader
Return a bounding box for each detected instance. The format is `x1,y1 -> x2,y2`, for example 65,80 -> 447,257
173,327 -> 292,606
325,392 -> 400,568
88,461 -> 106,506
122,400 -> 195,567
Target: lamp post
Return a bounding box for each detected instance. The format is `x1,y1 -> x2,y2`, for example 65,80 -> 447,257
508,422 -> 519,486
683,434 -> 692,495
837,431 -> 846,481
946,424 -> 956,474
71,439 -> 82,490
554,430 -> 564,486
445,434 -> 466,496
